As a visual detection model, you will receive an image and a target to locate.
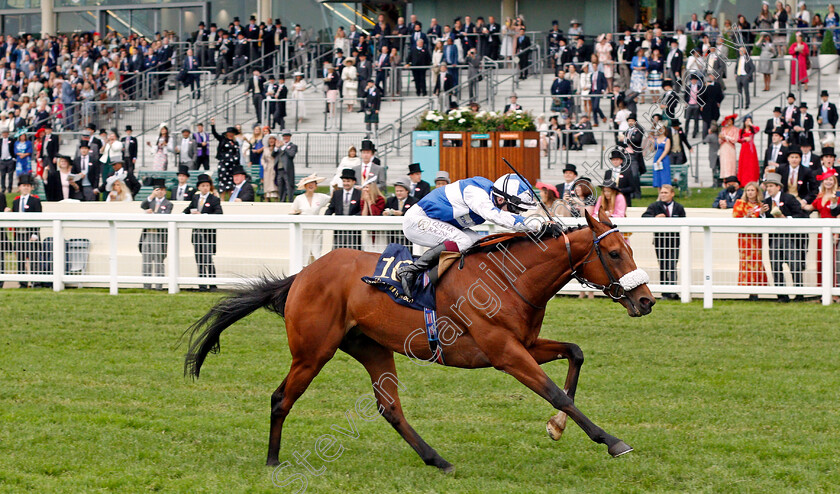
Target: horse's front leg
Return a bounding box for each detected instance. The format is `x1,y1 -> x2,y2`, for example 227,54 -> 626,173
528,338 -> 585,441
481,335 -> 631,457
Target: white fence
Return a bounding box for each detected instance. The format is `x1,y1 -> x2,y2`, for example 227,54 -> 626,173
1,213 -> 839,307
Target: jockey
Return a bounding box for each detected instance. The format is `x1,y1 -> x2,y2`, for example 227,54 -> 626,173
397,173 -> 540,296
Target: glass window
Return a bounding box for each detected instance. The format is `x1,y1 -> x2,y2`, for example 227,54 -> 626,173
3,14 -> 41,35
1,0 -> 40,9
57,11 -> 97,34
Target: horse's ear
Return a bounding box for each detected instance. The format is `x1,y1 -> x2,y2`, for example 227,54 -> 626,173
597,207 -> 611,225
584,209 -> 597,229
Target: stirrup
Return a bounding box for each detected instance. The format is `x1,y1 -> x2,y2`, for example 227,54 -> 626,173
397,265 -> 419,297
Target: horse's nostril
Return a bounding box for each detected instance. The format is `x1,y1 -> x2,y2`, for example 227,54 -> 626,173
640,297 -> 655,310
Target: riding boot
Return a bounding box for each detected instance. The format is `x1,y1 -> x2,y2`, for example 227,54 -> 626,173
397,242 -> 447,297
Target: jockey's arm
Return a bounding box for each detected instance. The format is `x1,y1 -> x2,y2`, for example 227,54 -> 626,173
463,185 -> 537,232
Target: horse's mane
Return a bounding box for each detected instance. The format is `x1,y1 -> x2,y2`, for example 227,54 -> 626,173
467,221 -> 596,254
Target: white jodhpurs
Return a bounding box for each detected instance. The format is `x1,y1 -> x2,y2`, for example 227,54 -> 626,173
403,205 -> 484,252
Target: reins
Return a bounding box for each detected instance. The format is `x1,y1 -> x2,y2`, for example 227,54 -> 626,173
562,226 -> 630,301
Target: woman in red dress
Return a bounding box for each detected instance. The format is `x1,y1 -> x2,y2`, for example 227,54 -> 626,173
804,169 -> 840,298
732,181 -> 768,300
789,32 -> 809,91
737,116 -> 760,186
32,128 -> 45,179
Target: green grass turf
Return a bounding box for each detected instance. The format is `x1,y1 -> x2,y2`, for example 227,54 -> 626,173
1,290 -> 838,493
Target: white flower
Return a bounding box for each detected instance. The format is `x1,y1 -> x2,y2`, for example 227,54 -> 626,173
476,111 -> 487,118
489,111 -> 498,117
515,109 -> 523,114
458,118 -> 466,124
448,116 -> 454,120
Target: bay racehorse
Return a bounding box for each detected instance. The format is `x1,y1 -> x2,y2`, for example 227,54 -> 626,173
183,209 -> 655,471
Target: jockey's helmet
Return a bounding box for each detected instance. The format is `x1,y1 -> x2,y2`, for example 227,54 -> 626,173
491,173 -> 538,214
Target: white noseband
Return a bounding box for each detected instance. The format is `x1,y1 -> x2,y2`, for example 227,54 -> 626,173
618,269 -> 650,291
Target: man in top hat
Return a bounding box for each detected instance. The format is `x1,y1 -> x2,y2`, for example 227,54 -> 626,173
669,119 -> 692,165
6,174 -> 43,286
247,69 -> 266,124
664,38 -> 683,82
139,178 -> 173,290
325,168 -> 362,250
555,164 -> 578,199
765,107 -> 789,139
735,46 -> 755,109
797,135 -> 819,170
605,149 -> 635,206
641,184 -> 686,300
683,73 -> 703,138
811,146 -> 840,179
171,165 -> 196,202
41,124 -> 59,172
121,125 -> 138,173
434,171 -> 451,188
784,92 -> 798,124
229,166 -> 255,202
352,140 -> 386,192
269,74 -> 289,130
184,173 -> 222,291
103,160 -> 141,198
659,79 -> 679,121
175,128 -> 197,170
277,129 -> 297,202
244,15 -> 260,62
620,113 -> 645,199
791,101 -> 815,149
817,90 -> 838,139
406,163 -> 429,200
712,175 -> 743,209
700,73 -> 724,138
363,79 -> 382,135
760,172 -> 808,302
72,142 -> 101,201
0,128 -> 15,194
776,146 -> 818,207
764,129 -> 789,176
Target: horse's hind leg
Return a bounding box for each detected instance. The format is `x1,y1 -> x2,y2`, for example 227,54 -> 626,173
266,322 -> 344,466
528,339 -> 585,441
340,331 -> 454,473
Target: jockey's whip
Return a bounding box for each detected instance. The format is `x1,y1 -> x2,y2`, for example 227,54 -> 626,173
501,157 -> 556,220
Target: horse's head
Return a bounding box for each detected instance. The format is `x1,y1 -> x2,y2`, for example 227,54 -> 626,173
578,209 -> 655,317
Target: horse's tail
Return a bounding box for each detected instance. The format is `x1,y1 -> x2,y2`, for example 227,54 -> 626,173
182,274 -> 297,379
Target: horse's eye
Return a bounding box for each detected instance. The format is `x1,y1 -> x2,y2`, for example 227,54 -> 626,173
609,251 -> 620,259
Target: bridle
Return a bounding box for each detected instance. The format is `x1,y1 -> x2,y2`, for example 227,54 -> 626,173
562,226 -> 647,303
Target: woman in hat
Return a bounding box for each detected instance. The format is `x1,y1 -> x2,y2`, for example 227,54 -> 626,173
789,31 -> 809,91
718,114 -> 740,181
210,117 -> 240,199
106,179 -> 133,202
595,172 -> 626,220
342,58 -> 358,112
738,116 -> 761,186
630,47 -> 648,103
261,133 -> 281,201
291,174 -> 330,265
291,72 -> 307,124
755,32 -> 776,91
533,181 -> 561,217
803,168 -> 840,293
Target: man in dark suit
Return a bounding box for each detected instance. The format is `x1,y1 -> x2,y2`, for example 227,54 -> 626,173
139,178 -> 173,290
0,128 -> 15,193
811,148 -> 840,180
433,63 -> 456,107
817,90 -> 838,139
183,174 -> 223,291
272,74 -> 289,130
797,138 -> 820,170
229,166 -> 256,202
356,52 -> 372,106
776,146 -> 819,207
427,18 -> 442,38
763,129 -> 789,175
760,172 -> 808,302
764,107 -> 789,138
102,160 -> 141,198
41,124 -> 59,172
664,39 -> 683,82
406,162 -> 430,200
181,48 -> 201,98
405,38 -> 431,96
700,74 -> 724,138
791,102 -> 815,149
503,94 -> 523,113
8,174 -> 43,287
117,125 -> 137,173
621,113 -> 645,199
277,129 -> 297,202
325,168 -> 362,250
72,143 -> 100,201
171,165 -> 196,201
515,27 -> 531,79
604,152 -> 635,207
589,68 -> 608,126
408,22 -> 428,52
383,177 -> 418,245
247,69 -> 266,124
193,22 -> 210,67
641,185 -> 686,300
486,16 -> 501,59
363,80 -> 382,135
712,176 -> 743,208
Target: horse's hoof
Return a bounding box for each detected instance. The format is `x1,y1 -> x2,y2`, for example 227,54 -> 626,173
608,441 -> 634,457
266,457 -> 280,467
441,464 -> 455,474
546,412 -> 567,441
